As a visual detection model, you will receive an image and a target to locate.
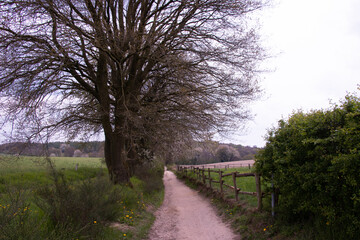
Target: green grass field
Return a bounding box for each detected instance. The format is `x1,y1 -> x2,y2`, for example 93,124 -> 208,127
0,155 -> 104,173
0,156 -> 106,191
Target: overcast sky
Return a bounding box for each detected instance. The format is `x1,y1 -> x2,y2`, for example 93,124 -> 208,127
227,0 -> 360,147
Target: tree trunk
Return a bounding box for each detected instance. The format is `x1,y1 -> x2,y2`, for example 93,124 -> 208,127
104,133 -> 131,184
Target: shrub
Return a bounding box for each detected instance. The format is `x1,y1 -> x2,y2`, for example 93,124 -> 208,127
134,160 -> 164,194
36,171 -> 123,238
0,187 -> 45,240
256,94 -> 360,239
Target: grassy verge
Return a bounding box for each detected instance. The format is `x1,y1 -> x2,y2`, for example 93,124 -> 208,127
0,156 -> 164,240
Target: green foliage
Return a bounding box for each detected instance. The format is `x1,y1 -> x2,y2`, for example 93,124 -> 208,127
0,188 -> 43,240
134,160 -> 164,194
215,147 -> 232,162
255,94 -> 360,238
36,173 -> 122,238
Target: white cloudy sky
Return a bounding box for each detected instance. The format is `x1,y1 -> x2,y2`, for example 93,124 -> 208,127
228,0 -> 360,147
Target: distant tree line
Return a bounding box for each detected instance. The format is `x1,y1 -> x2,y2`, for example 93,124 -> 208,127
175,141 -> 260,165
0,141 -> 259,163
0,141 -> 104,158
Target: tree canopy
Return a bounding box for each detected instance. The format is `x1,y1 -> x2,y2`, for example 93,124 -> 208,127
0,0 -> 266,182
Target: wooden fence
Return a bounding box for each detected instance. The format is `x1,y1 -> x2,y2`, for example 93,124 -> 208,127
177,165 -> 263,210
178,163 -> 253,170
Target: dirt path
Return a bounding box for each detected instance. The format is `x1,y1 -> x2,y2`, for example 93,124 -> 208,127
147,169 -> 240,240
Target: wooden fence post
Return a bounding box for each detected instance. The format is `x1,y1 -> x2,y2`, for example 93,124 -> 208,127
219,171 -> 223,195
208,168 -> 212,188
232,172 -> 238,201
202,169 -> 206,184
255,173 -> 262,210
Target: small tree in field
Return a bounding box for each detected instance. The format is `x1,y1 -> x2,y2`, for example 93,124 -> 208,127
0,0 -> 267,183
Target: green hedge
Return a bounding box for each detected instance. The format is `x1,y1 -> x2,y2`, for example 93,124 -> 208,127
255,94 -> 360,238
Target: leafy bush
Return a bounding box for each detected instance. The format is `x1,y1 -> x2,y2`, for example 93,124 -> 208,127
36,171 -> 123,238
256,94 -> 360,239
0,187 -> 45,240
134,160 -> 164,194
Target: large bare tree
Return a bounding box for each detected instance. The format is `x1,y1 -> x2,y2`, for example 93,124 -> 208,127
0,0 -> 266,183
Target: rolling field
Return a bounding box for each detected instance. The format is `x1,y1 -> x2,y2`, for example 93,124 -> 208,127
0,155 -> 104,173
0,156 -> 106,191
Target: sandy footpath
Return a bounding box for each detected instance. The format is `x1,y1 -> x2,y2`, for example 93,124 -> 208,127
147,169 -> 240,240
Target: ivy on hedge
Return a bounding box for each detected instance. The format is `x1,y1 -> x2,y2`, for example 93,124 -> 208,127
256,94 -> 360,238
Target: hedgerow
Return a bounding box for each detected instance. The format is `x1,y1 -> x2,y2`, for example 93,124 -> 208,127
256,94 -> 360,239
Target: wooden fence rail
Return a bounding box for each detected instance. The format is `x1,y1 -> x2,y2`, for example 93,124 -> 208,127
177,165 -> 263,210
178,163 -> 253,170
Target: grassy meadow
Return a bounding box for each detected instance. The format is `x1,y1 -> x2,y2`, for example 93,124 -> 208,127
0,155 -> 164,240
0,155 -> 104,173
0,156 -> 105,191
